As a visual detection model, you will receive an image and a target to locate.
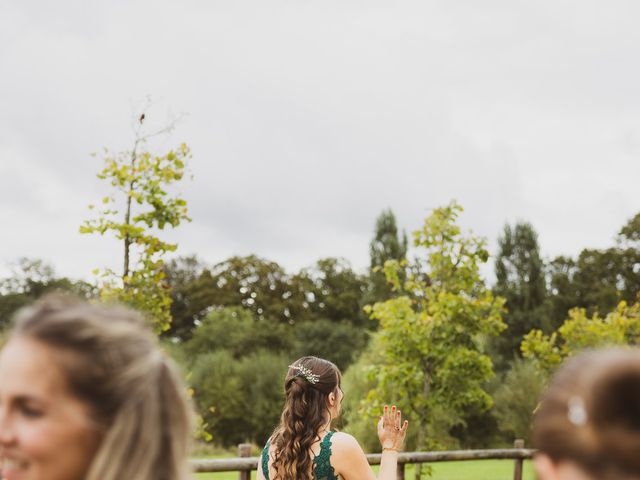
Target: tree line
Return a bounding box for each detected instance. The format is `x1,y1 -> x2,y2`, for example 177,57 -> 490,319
2,126 -> 638,456
1,208 -> 638,450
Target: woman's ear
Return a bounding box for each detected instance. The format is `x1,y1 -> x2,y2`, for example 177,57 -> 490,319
328,392 -> 336,407
533,453 -> 558,480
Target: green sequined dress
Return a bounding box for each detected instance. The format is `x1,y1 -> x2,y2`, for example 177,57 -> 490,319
261,431 -> 337,480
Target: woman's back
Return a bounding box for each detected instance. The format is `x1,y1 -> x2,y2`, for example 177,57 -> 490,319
256,356 -> 407,480
261,431 -> 337,480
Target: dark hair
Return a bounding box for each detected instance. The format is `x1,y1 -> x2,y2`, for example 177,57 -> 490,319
10,294 -> 193,480
270,356 -> 341,480
533,348 -> 640,479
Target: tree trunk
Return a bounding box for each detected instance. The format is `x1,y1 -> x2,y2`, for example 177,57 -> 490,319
122,142 -> 139,283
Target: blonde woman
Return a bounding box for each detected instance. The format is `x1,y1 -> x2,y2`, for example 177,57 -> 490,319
0,294 -> 193,480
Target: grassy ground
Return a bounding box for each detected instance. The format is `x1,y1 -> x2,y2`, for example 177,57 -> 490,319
194,459 -> 535,479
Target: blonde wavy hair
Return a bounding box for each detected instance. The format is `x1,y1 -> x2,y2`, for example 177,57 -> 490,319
10,294 -> 193,480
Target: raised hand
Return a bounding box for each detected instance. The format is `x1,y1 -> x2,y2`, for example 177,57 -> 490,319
377,405 -> 409,451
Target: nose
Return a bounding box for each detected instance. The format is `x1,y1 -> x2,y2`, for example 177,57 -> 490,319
0,405 -> 16,447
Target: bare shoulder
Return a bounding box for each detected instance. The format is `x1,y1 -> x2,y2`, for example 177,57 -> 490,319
329,432 -> 375,480
330,432 -> 366,456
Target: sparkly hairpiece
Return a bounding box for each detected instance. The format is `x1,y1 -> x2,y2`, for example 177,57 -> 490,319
567,396 -> 588,426
289,364 -> 320,384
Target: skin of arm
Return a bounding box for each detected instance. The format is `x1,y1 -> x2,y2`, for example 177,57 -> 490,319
378,449 -> 400,480
331,432 -> 378,480
333,405 -> 408,480
258,406 -> 408,480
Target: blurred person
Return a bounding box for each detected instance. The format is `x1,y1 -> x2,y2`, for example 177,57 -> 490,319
257,355 -> 408,480
0,294 -> 193,480
533,348 -> 640,480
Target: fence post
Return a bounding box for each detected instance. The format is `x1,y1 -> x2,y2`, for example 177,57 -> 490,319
513,439 -> 525,480
397,462 -> 405,480
239,443 -> 252,480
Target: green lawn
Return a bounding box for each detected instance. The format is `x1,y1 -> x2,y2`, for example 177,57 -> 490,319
194,459 -> 535,479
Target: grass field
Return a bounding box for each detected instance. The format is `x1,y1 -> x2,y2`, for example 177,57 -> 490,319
194,459 -> 535,479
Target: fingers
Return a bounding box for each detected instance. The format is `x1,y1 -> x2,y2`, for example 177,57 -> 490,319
401,419 -> 409,432
398,419 -> 409,440
382,405 -> 393,429
382,405 -> 403,430
379,405 -> 409,451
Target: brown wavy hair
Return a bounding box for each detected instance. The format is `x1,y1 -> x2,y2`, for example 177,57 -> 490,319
533,348 -> 640,479
269,356 -> 341,480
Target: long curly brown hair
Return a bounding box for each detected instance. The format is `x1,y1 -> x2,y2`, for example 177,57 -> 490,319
269,356 -> 341,480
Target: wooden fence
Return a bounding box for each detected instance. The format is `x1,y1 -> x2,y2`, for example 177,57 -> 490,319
191,440 -> 535,480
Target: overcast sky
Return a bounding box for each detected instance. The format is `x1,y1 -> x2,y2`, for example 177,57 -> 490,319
1,1 -> 639,282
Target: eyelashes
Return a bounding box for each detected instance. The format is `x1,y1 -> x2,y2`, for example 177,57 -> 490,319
20,405 -> 44,418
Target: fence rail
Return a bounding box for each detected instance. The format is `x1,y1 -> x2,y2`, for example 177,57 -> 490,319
191,440 -> 535,480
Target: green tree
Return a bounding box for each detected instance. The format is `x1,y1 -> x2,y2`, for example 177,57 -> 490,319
545,255 -> 579,329
547,248 -> 639,327
340,347 -> 384,452
617,212 -> 640,302
185,307 -> 291,445
184,307 -> 293,359
206,256 -> 294,323
307,258 -> 367,324
491,358 -> 546,444
177,256 -> 373,440
293,258 -> 368,326
522,301 -> 640,374
364,202 -> 505,478
165,255 -> 370,369
162,255 -> 209,339
164,255 -> 300,340
292,318 -> 367,371
291,257 -> 369,370
620,212 -> 640,245
492,222 -> 548,368
80,118 -> 191,331
0,258 -> 95,328
546,212 -> 640,328
190,349 -> 288,446
366,209 -> 408,303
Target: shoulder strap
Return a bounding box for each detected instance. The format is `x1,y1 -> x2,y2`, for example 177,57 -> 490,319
314,431 -> 337,480
320,430 -> 335,448
261,441 -> 270,480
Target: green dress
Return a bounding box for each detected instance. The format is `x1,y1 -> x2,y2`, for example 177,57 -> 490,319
261,431 -> 337,480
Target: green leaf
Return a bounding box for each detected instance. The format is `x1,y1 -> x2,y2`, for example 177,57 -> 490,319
81,136 -> 193,332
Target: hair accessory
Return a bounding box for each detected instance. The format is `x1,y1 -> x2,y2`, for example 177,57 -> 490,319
289,364 -> 320,384
567,396 -> 588,426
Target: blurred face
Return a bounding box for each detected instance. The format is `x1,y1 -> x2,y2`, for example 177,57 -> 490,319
0,337 -> 102,480
534,454 -> 594,480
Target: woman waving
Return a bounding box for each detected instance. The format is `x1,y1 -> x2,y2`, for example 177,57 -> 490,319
257,356 -> 408,480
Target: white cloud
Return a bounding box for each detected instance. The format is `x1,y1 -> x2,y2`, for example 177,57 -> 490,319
1,0 -> 639,281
